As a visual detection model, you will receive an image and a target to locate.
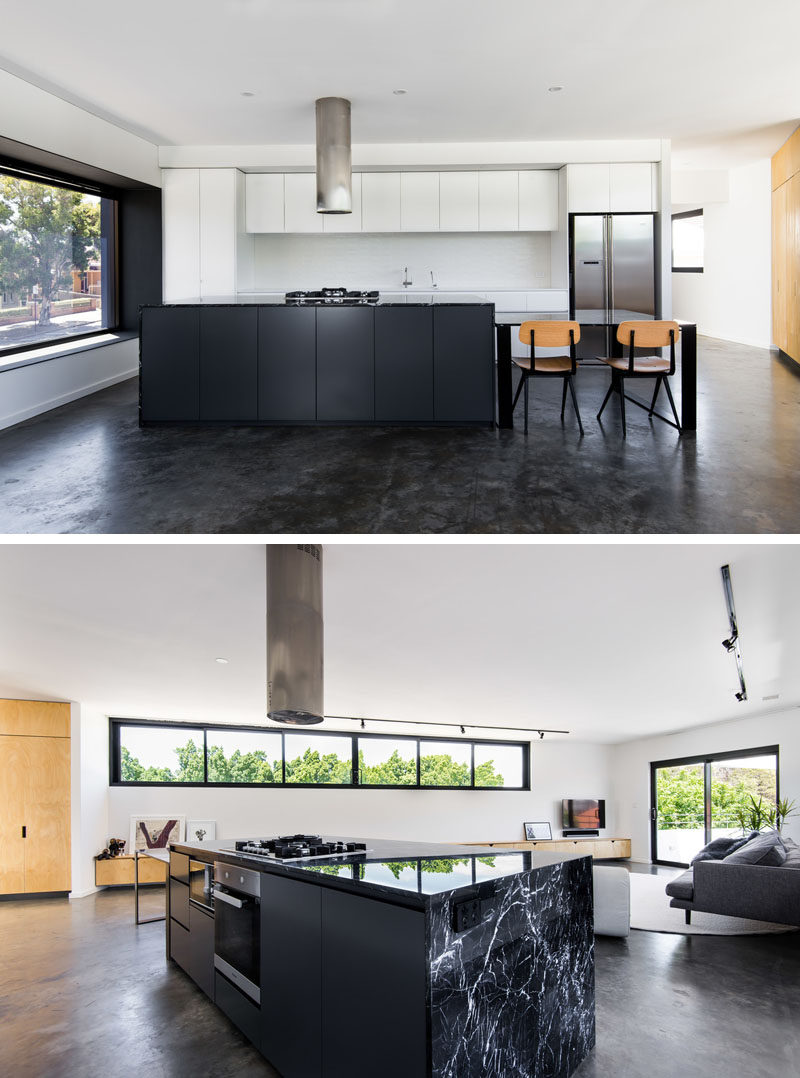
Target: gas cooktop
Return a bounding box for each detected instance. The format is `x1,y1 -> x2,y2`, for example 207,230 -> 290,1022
235,835 -> 368,861
285,288 -> 379,305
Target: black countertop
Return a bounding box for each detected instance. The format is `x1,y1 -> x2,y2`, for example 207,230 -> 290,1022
172,836 -> 586,909
148,292 -> 491,308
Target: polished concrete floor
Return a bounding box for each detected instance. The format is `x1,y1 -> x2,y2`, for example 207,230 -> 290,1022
1,887 -> 798,1078
1,337 -> 799,534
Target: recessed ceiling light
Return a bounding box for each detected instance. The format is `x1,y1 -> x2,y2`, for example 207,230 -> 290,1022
762,693 -> 780,701
392,89 -> 407,96
215,657 -> 229,664
240,91 -> 256,98
548,86 -> 564,93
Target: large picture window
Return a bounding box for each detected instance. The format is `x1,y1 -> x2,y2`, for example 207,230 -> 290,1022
671,209 -> 704,272
650,745 -> 779,866
0,164 -> 116,355
110,719 -> 530,790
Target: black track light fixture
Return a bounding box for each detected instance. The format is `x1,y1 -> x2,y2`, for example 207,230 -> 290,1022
720,565 -> 747,702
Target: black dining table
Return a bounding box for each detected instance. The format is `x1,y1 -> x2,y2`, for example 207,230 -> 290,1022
494,310 -> 697,432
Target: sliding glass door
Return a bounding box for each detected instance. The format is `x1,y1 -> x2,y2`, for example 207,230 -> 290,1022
650,746 -> 779,867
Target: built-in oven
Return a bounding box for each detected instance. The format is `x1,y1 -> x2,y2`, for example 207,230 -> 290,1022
189,859 -> 214,914
213,862 -> 261,1005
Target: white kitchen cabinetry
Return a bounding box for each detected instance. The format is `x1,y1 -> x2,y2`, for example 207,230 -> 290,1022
284,173 -> 324,233
479,172 -> 519,230
518,171 -> 559,230
361,173 -> 401,232
566,163 -> 654,212
439,172 -> 479,231
401,173 -> 440,231
245,174 -> 285,233
323,174 -> 362,233
162,169 -> 200,300
609,163 -> 654,212
199,169 -> 238,295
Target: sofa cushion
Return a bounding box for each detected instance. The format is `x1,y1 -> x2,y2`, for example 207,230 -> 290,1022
690,831 -> 758,865
722,830 -> 786,867
781,837 -> 800,869
665,869 -> 694,901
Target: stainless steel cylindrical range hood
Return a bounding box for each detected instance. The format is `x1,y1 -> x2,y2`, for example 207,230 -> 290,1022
266,544 -> 324,725
315,97 -> 352,214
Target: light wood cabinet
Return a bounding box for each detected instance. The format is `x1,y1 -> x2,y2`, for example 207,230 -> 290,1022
771,125 -> 800,363
464,837 -> 631,860
0,700 -> 71,895
95,855 -> 167,887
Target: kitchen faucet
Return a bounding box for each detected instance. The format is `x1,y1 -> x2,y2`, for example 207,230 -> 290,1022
402,266 -> 412,288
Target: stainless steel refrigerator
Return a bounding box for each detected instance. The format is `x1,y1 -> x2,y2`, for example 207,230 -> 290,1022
570,213 -> 656,358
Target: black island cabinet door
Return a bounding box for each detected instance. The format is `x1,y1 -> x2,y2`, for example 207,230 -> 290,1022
258,306 -> 316,421
140,307 -> 199,421
375,306 -> 434,421
433,306 -> 494,423
316,307 -> 375,421
321,890 -> 427,1078
199,308 -> 258,421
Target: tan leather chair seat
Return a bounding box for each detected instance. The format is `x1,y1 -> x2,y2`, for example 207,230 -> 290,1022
513,354 -> 573,373
599,354 -> 672,373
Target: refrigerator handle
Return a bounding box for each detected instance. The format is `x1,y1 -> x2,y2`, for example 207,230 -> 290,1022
607,215 -> 614,320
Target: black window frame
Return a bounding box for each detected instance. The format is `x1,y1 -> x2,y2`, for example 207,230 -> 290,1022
0,155 -> 119,358
671,208 -> 704,273
109,717 -> 531,791
649,743 -> 780,868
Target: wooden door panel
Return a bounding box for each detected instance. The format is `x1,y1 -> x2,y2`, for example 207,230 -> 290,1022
0,700 -> 70,737
0,736 -> 27,893
23,737 -> 71,892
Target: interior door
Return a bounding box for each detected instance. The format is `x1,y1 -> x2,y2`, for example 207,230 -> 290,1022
0,736 -> 27,894
22,736 -> 71,892
650,761 -> 705,866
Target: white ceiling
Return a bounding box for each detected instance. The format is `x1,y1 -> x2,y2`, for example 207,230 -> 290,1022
0,542 -> 796,744
0,1 -> 798,167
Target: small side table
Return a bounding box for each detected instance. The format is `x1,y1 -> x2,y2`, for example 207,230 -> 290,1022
134,848 -> 170,925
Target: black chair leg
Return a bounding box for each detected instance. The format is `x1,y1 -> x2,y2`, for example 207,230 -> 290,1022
597,380 -> 614,420
617,374 -> 627,438
523,375 -> 529,436
649,376 -> 662,416
685,909 -> 692,925
663,377 -> 682,431
567,375 -> 584,436
560,378 -> 568,422
511,373 -> 525,412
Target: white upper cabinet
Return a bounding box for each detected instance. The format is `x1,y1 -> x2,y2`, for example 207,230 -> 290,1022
439,172 -> 479,231
361,173 -> 401,232
609,163 -> 654,212
518,171 -> 559,230
401,173 -> 440,231
567,163 -> 655,212
284,173 -> 324,233
323,174 -> 362,233
245,173 -> 285,232
162,169 -> 200,300
479,172 -> 519,231
199,169 -> 238,295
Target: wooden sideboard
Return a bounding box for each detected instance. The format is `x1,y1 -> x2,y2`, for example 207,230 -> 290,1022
772,124 -> 800,363
95,855 -> 167,887
464,838 -> 631,860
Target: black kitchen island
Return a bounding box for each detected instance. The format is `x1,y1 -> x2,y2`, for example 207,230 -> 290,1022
140,294 -> 495,426
167,836 -> 594,1078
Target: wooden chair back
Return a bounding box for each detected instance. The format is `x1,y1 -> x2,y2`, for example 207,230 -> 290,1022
615,321 -> 680,348
519,320 -> 581,347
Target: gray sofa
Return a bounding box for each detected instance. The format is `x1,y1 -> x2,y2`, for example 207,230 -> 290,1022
666,831 -> 800,926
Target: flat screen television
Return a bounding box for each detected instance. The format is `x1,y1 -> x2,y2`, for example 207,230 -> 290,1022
562,798 -> 606,830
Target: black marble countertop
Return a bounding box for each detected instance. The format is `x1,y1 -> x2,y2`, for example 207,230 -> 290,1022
494,308 -> 656,324
172,836 -> 586,910
145,292 -> 491,308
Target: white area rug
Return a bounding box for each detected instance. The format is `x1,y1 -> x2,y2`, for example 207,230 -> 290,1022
628,872 -> 798,936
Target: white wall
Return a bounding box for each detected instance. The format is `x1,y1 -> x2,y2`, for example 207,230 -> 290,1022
252,233 -> 551,292
69,705 -> 110,898
0,68 -> 159,186
104,739 -> 613,849
671,159 -> 772,348
0,336 -> 138,432
610,706 -> 800,863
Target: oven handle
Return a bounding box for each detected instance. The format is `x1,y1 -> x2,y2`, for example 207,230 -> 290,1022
212,885 -> 245,909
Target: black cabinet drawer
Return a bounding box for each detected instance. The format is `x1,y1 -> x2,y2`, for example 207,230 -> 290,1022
169,917 -> 191,974
170,852 -> 189,884
169,878 -> 190,930
188,904 -> 215,999
215,972 -> 261,1047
